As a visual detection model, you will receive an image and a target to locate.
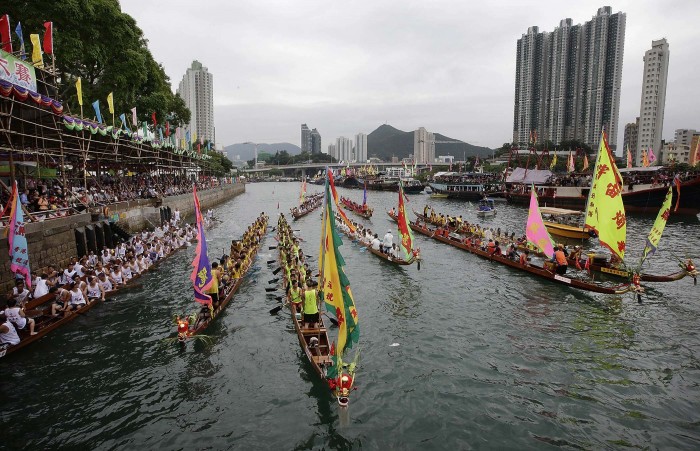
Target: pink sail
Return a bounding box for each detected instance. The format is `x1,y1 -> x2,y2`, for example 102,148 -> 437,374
526,188 -> 555,258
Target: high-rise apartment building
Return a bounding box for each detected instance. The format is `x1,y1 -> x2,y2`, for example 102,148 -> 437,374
355,133 -> 367,163
177,60 -> 215,144
623,118 -> 639,160
513,7 -> 626,151
335,137 -> 353,162
301,124 -> 311,153
636,38 -> 669,166
327,143 -> 336,159
310,128 -> 322,154
413,127 -> 435,164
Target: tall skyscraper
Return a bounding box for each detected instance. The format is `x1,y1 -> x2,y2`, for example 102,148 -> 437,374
355,133 -> 367,163
328,143 -> 337,159
310,128 -> 322,154
513,7 -> 626,150
623,118 -> 639,160
413,127 -> 435,164
335,137 -> 353,162
636,39 -> 670,166
177,61 -> 215,144
301,124 -> 311,153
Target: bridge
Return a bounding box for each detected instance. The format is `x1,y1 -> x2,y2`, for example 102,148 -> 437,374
240,161 -> 450,175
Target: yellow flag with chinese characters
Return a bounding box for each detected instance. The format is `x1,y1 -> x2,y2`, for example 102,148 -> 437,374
584,132 -> 626,260
107,92 -> 114,114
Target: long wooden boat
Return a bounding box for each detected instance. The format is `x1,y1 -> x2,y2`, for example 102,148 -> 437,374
179,216 -> 268,339
408,209 -> 689,283
388,211 -> 633,295
276,216 -> 335,397
0,255 -> 157,360
335,213 -> 415,266
340,196 -> 373,219
291,193 -> 323,220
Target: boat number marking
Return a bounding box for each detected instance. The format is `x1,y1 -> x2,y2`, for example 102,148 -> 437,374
554,274 -> 572,284
601,267 -> 629,277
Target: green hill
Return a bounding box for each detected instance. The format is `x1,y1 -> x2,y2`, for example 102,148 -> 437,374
367,124 -> 492,161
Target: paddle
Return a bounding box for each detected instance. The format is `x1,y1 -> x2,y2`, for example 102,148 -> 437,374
323,312 -> 339,327
265,287 -> 277,293
272,267 -> 282,275
267,260 -> 276,265
269,246 -> 277,250
268,278 -> 279,284
269,304 -> 285,315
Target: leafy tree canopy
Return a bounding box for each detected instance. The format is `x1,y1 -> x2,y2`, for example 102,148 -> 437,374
6,0 -> 190,126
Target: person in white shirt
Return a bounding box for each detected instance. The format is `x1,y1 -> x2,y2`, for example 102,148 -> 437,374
10,280 -> 30,306
101,249 -> 112,265
62,263 -> 78,285
382,230 -> 394,254
371,234 -> 381,251
33,274 -> 50,298
3,298 -> 36,335
74,260 -> 85,277
173,208 -> 181,224
87,251 -> 98,267
390,243 -> 401,259
0,314 -> 21,346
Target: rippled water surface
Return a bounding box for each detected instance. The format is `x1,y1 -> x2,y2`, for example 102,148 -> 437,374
2,182 -> 700,450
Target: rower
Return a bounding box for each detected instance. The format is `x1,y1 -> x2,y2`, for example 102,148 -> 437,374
0,313 -> 21,347
289,280 -> 303,311
3,298 -> 36,335
33,273 -> 50,299
371,234 -> 381,251
9,279 -> 30,306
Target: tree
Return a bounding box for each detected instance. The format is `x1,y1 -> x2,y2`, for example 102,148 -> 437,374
6,1 -> 190,126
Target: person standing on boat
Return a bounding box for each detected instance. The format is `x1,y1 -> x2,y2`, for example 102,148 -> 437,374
302,280 -> 320,329
207,262 -> 222,309
173,208 -> 181,225
382,230 -> 394,254
552,245 -> 568,275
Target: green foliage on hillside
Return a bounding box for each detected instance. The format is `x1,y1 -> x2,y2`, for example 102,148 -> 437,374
6,0 -> 190,126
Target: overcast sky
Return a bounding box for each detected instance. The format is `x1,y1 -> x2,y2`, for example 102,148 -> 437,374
121,0 -> 700,151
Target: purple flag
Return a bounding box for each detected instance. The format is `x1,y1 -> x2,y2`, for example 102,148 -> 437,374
190,185 -> 213,304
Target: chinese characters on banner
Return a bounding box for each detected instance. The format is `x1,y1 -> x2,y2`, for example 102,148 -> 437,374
0,49 -> 38,91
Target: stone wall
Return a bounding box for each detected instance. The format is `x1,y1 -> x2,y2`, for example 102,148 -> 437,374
0,183 -> 245,292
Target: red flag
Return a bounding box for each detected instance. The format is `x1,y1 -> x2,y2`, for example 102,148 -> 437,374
197,142 -> 201,154
584,257 -> 590,272
165,121 -> 171,137
0,15 -> 12,53
151,111 -> 157,126
43,22 -> 53,54
674,175 -> 682,212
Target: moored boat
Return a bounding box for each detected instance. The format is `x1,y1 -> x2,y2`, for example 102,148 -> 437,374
539,207 -> 593,240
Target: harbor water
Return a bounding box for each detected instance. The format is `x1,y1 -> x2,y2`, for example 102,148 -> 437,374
2,182 -> 699,449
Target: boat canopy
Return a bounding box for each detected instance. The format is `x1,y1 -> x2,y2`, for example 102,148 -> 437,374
506,168 -> 552,184
539,207 -> 583,216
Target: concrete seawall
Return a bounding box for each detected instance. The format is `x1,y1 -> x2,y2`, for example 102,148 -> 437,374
0,183 -> 245,292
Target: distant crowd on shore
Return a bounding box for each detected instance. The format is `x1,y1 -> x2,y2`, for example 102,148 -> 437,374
0,174 -> 236,223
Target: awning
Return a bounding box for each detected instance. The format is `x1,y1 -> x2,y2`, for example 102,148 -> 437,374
506,167 -> 552,184
539,207 -> 583,216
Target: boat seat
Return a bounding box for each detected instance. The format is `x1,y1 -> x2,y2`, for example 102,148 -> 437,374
312,355 -> 333,365
301,327 -> 326,335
